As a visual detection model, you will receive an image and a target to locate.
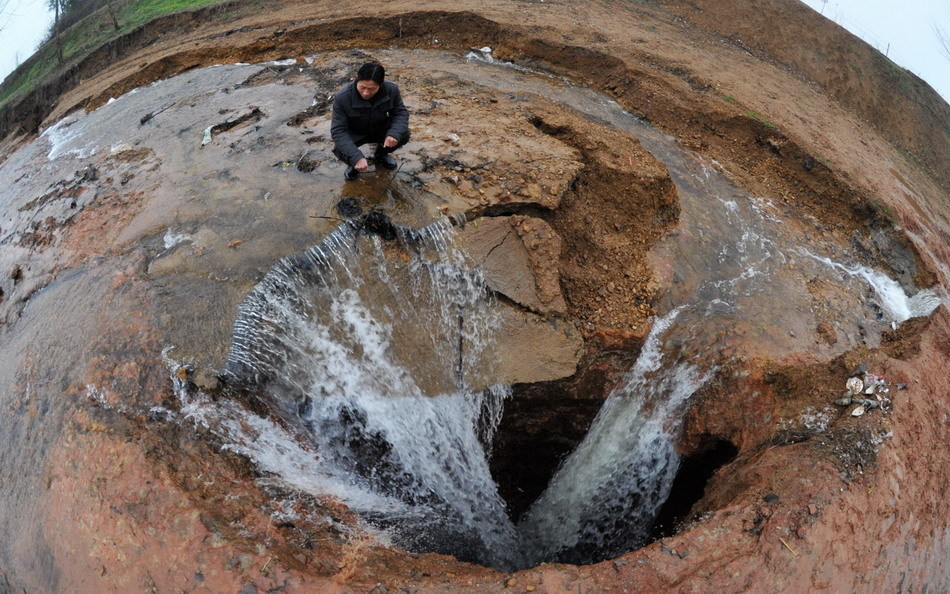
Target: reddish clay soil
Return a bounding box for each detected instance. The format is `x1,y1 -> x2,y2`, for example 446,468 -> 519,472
1,0 -> 949,592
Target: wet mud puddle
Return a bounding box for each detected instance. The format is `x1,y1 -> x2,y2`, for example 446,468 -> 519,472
0,49 -> 944,573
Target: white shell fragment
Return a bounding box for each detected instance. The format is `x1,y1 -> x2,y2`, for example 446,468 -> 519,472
846,377 -> 864,395
851,405 -> 866,417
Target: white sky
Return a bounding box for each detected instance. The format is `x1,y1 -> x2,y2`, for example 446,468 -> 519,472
0,0 -> 947,100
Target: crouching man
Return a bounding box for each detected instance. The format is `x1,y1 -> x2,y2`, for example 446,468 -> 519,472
331,62 -> 410,181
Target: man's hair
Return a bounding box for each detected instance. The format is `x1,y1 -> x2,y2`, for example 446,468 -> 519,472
356,62 -> 386,84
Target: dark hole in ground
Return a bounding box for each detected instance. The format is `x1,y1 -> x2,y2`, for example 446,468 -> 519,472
489,379 -> 605,522
649,436 -> 738,540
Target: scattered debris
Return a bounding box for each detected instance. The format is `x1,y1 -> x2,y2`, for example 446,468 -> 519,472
779,537 -> 799,557
848,362 -> 868,377
82,164 -> 98,182
833,365 -> 891,415
296,150 -> 322,172
201,107 -> 266,148
140,101 -> 174,125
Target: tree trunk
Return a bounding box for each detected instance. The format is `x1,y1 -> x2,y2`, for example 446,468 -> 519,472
54,0 -> 63,64
107,0 -> 120,31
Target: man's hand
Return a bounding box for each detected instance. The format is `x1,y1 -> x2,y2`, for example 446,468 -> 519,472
383,136 -> 399,149
354,157 -> 369,171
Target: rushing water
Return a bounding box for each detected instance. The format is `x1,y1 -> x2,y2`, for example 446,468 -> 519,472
197,216 -> 714,570
518,306 -> 710,565
216,216 -> 524,569
164,51 -> 946,571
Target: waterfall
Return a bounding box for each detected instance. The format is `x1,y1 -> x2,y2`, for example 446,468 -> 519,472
212,212 -> 716,571
518,307 -> 711,565
798,249 -> 944,322
219,214 -> 522,569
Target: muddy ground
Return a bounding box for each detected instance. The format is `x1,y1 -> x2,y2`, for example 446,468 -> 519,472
0,0 -> 949,591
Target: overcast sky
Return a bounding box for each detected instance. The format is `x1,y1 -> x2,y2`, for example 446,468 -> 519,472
0,0 -> 948,100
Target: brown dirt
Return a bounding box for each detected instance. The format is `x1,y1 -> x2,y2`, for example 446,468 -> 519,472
1,0 -> 949,592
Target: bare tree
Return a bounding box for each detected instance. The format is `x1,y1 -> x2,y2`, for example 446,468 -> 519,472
936,23 -> 950,64
105,0 -> 119,31
0,0 -> 13,33
49,0 -> 64,63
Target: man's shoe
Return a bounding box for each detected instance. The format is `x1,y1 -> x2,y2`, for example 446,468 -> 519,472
344,166 -> 359,181
375,154 -> 398,170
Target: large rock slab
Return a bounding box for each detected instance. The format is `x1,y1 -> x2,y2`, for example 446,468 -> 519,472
457,215 -> 567,315
488,306 -> 583,386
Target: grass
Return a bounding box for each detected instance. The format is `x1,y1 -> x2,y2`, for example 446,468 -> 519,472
745,109 -> 776,129
721,94 -> 734,103
123,0 -> 225,29
0,0 -> 228,114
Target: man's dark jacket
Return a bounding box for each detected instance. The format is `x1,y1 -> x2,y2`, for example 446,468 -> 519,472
331,81 -> 410,165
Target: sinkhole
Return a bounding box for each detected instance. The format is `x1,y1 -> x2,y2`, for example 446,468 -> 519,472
217,210 -> 732,571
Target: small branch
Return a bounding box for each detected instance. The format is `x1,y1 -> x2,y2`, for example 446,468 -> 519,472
779,537 -> 799,558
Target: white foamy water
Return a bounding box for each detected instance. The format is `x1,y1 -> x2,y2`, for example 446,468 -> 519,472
41,113 -> 95,160
215,216 -> 524,568
163,229 -> 191,250
800,250 -> 944,321
518,307 -> 711,564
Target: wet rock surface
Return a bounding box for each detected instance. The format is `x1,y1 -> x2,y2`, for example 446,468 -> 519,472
0,0 -> 948,591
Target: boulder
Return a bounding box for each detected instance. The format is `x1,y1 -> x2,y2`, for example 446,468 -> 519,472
456,216 -> 567,315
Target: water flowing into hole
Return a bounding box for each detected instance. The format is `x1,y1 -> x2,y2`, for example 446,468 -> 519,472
220,215 -> 523,569
518,306 -> 713,565
206,208 -> 722,570
798,249 -> 943,322
174,52 -> 944,572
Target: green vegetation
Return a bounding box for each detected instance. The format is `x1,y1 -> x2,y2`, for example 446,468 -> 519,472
721,94 -> 734,103
123,0 -> 224,27
0,0 -> 227,114
745,109 -> 776,129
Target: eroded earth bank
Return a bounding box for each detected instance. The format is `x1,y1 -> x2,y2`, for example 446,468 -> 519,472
0,1 -> 949,592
